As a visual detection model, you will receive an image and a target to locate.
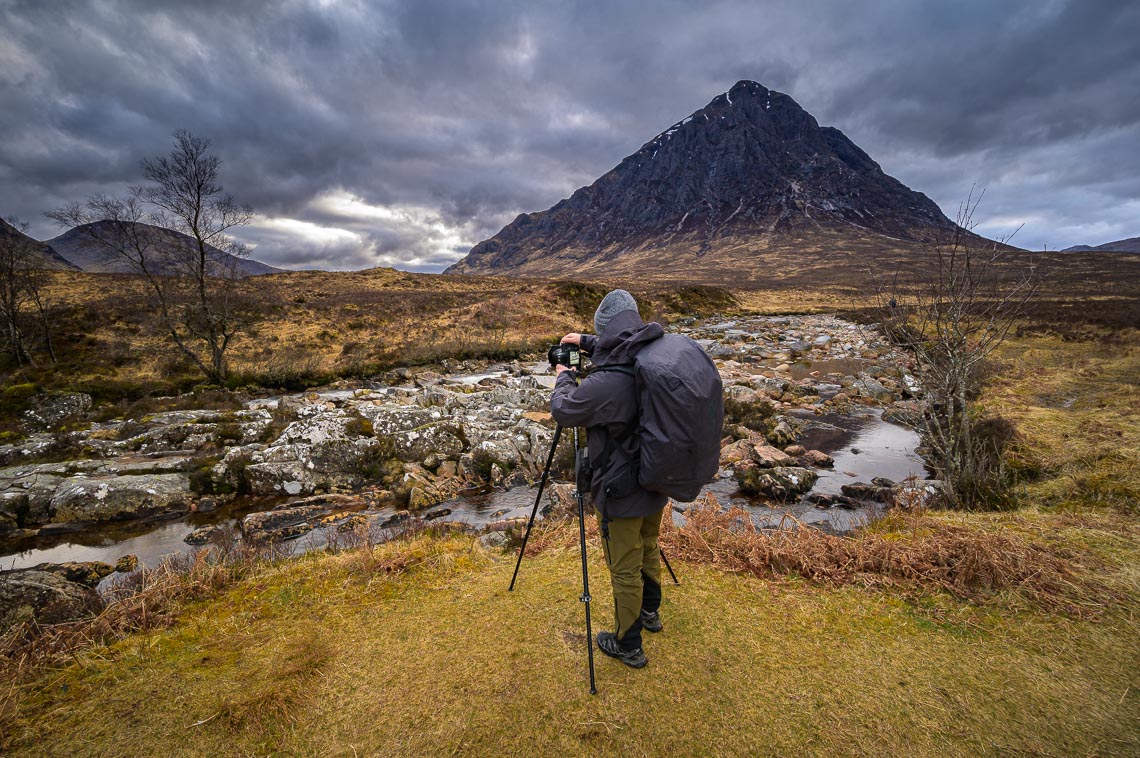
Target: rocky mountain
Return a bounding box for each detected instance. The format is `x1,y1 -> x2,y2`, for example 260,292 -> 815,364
447,80 -> 977,283
47,221 -> 282,277
1063,236 -> 1140,253
0,219 -> 80,271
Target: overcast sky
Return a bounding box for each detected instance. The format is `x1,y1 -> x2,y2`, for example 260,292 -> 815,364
2,0 -> 1138,271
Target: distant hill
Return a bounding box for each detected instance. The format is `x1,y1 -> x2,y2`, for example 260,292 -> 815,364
47,221 -> 282,277
1063,236 -> 1140,253
0,219 -> 81,270
447,80 -> 1000,283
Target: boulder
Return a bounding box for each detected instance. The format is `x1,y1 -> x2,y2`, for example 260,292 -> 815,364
719,439 -> 755,466
185,525 -> 225,545
0,567 -> 104,632
23,392 -> 93,431
359,405 -> 441,437
49,474 -> 190,523
392,423 -> 465,462
736,466 -> 818,500
766,419 -> 797,446
841,482 -> 893,502
750,444 -> 793,468
801,450 -> 835,468
890,479 -> 946,509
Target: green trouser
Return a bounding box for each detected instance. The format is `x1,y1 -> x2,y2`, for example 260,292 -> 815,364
598,506 -> 664,650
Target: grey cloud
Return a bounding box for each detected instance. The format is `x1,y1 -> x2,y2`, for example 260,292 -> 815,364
2,0 -> 1138,267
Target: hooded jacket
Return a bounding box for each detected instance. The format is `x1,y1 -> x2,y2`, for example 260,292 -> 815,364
550,309 -> 668,519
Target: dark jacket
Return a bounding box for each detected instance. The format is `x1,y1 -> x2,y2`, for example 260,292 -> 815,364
550,309 -> 668,519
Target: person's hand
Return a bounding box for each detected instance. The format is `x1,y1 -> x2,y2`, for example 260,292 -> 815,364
560,333 -> 582,346
555,364 -> 571,375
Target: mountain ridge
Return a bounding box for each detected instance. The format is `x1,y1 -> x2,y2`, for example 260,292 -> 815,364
47,221 -> 282,277
0,219 -> 81,271
1063,236 -> 1140,253
446,81 -> 986,281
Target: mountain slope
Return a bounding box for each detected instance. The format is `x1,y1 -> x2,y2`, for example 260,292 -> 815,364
447,80 -> 973,282
1063,236 -> 1140,253
47,222 -> 282,277
0,219 -> 80,271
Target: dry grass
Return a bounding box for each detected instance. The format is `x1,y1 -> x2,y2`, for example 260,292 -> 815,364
2,525 -> 1136,756
523,497 -> 1118,618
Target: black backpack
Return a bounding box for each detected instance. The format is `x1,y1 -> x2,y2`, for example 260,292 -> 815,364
595,333 -> 724,502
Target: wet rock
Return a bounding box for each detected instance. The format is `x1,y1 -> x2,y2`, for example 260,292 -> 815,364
380,510 -> 411,528
242,501 -> 339,533
841,482 -> 892,502
750,444 -> 793,468
196,496 -> 217,513
423,507 -> 453,521
33,561 -> 116,586
49,474 -> 190,523
801,450 -> 835,468
736,466 -> 818,500
766,420 -> 797,446
719,439 -> 754,466
787,340 -> 811,357
854,376 -> 892,401
185,525 -> 225,545
23,392 -> 93,432
0,568 -> 104,632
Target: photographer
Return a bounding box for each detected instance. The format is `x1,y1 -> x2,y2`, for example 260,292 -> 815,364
550,289 -> 666,669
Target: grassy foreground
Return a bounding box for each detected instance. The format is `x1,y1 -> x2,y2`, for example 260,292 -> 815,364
3,518 -> 1138,757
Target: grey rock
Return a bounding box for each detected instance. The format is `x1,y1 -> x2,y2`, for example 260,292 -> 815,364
0,568 -> 103,632
49,474 -> 190,523
23,392 -> 93,431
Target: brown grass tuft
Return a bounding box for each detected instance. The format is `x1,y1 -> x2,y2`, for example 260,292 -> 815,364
521,496 -> 1117,617
658,496 -> 1114,616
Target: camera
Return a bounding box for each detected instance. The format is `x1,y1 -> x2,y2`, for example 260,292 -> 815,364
548,343 -> 582,369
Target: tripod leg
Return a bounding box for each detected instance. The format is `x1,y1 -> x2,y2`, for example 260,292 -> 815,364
575,446 -> 598,695
660,547 -> 680,585
508,424 -> 563,591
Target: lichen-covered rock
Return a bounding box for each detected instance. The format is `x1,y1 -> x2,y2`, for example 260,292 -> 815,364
49,474 -> 190,523
23,392 -> 93,431
359,405 -> 442,437
0,567 -> 104,632
766,419 -> 797,446
736,465 -> 818,500
392,423 -> 465,462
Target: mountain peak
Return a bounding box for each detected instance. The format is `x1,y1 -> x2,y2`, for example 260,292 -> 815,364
446,83 -> 961,281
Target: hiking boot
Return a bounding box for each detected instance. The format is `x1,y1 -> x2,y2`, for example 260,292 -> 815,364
640,609 -> 663,633
596,632 -> 648,669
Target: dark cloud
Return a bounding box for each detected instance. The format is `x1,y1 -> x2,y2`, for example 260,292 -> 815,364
2,0 -> 1138,267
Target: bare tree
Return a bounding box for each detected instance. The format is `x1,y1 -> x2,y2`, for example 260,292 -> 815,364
49,131 -> 253,384
876,188 -> 1041,508
0,218 -> 56,366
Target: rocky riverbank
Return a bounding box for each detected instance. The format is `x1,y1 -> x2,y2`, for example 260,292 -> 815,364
1,313 -> 940,630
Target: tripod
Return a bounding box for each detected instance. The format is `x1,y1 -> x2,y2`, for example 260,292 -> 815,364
509,422 -> 680,694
